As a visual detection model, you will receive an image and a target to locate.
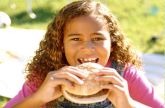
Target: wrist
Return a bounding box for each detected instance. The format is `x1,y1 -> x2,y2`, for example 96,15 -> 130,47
30,92 -> 46,107
12,93 -> 45,108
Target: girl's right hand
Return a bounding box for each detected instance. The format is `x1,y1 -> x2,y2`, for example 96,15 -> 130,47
32,66 -> 87,105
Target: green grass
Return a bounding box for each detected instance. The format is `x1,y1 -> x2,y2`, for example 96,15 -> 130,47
105,0 -> 165,54
0,96 -> 10,108
0,0 -> 68,29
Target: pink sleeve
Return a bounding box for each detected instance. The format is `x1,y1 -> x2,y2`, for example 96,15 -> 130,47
123,66 -> 164,108
4,82 -> 35,108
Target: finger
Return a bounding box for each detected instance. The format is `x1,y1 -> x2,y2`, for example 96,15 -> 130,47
96,67 -> 124,81
65,66 -> 89,78
101,83 -> 113,90
96,76 -> 123,87
101,83 -> 124,92
53,72 -> 84,85
50,77 -> 74,88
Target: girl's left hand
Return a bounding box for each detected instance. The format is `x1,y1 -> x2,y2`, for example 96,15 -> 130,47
95,67 -> 133,108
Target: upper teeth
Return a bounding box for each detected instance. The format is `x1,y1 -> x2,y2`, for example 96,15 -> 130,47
79,58 -> 97,63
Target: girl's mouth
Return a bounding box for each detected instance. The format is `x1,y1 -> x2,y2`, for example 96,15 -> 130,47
77,58 -> 99,64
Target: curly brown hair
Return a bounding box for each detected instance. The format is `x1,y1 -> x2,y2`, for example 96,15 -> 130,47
26,0 -> 142,100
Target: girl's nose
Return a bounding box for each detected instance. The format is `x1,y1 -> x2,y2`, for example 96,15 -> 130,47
82,41 -> 95,50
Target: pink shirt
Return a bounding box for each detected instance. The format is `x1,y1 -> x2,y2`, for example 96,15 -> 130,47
4,66 -> 164,108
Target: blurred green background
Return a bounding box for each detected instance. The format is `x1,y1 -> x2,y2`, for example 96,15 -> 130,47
0,0 -> 164,107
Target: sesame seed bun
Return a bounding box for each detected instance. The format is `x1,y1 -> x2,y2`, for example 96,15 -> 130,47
62,62 -> 109,104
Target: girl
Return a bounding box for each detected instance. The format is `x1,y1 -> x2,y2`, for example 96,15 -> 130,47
4,0 -> 164,108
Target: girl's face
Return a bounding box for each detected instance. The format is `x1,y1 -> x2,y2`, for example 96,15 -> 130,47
63,15 -> 111,66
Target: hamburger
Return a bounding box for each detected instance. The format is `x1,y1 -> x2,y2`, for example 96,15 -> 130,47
62,62 -> 109,104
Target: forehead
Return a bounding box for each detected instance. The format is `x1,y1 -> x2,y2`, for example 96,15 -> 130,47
64,15 -> 108,31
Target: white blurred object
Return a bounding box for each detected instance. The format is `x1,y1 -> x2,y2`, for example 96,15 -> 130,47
29,12 -> 37,19
142,53 -> 165,99
0,28 -> 45,98
142,53 -> 165,85
0,12 -> 11,28
26,0 -> 37,19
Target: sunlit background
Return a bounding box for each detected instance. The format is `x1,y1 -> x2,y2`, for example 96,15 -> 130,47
0,0 -> 164,107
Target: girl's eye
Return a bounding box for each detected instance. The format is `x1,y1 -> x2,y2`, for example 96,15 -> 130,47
92,37 -> 104,41
71,38 -> 80,41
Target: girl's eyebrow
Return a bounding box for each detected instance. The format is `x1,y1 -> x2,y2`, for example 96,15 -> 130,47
92,32 -> 103,36
67,33 -> 81,37
92,31 -> 109,36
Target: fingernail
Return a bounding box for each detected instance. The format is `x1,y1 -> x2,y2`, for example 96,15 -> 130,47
95,77 -> 99,80
79,80 -> 84,85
